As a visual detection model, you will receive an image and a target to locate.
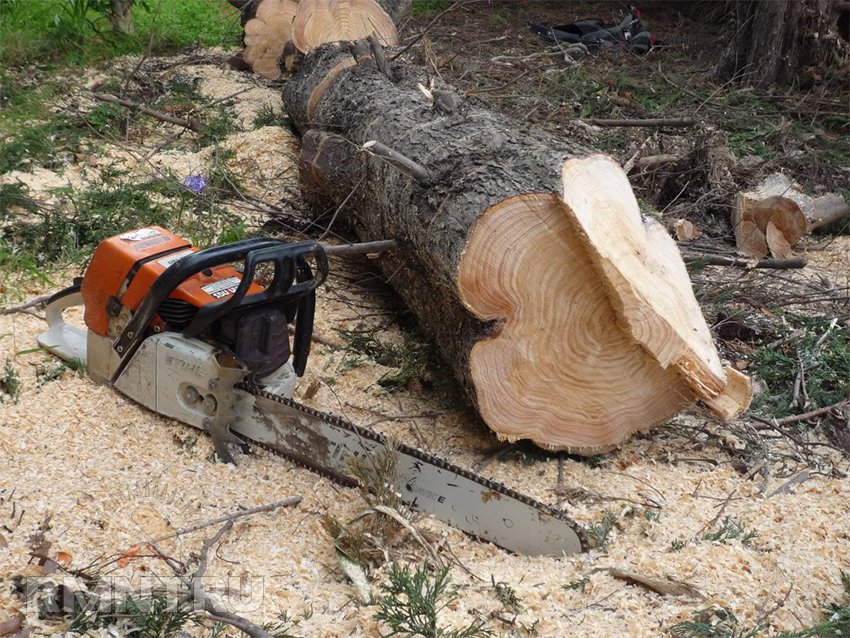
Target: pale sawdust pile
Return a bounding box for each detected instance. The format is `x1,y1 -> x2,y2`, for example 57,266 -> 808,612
1,51 -> 849,638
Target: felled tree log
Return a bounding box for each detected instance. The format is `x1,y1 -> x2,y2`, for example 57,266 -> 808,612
733,173 -> 850,259
283,43 -> 751,452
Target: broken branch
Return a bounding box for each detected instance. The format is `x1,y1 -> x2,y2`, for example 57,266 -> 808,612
361,140 -> 433,185
584,117 -> 697,128
91,92 -> 203,131
752,398 -> 849,427
368,32 -> 393,79
152,495 -> 302,542
609,568 -> 706,599
682,253 -> 807,269
323,239 -> 399,257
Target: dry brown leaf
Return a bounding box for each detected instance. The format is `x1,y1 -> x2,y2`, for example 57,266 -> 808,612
0,615 -> 23,637
673,219 -> 699,241
55,550 -> 72,566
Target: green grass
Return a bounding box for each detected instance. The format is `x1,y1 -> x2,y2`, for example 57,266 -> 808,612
410,0 -> 450,16
335,327 -> 447,392
586,511 -> 617,550
0,360 -> 22,403
670,607 -> 761,638
0,117 -> 88,174
700,517 -> 758,547
671,574 -> 850,637
0,73 -> 58,134
0,0 -> 241,66
0,176 -> 245,271
751,315 -> 850,418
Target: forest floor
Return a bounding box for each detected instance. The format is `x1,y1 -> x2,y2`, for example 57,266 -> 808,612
0,2 -> 849,637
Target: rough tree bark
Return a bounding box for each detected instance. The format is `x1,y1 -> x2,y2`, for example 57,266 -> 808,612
282,43 -> 751,452
716,0 -> 843,86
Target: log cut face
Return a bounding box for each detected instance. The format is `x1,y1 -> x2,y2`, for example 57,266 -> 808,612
291,0 -> 399,53
458,194 -> 689,450
242,0 -> 299,80
284,44 -> 750,452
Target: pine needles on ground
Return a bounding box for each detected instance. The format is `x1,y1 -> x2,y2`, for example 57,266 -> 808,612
374,563 -> 491,638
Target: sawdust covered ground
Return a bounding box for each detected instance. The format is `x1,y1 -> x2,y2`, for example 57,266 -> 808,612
1,38 -> 849,638
2,277 -> 850,637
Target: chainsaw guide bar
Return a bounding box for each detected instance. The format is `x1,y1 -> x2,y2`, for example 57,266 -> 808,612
234,381 -> 588,556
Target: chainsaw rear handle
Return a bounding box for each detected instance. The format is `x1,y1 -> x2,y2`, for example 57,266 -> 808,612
111,238 -> 328,381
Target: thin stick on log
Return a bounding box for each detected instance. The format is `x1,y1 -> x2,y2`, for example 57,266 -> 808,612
683,253 -> 807,269
361,140 -> 433,185
91,92 -> 203,131
368,32 -> 393,80
584,117 -> 697,128
151,495 -> 302,542
323,239 -> 399,257
319,175 -> 365,240
348,39 -> 375,68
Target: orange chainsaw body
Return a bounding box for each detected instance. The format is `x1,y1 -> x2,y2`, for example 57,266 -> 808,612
81,227 -> 261,337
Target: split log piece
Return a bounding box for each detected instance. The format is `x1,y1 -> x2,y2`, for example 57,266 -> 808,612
283,43 -> 750,452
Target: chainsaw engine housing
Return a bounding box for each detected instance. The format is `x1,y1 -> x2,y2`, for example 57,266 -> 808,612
80,227 -> 305,382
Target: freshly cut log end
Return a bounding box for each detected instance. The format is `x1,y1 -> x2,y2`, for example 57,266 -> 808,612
730,173 -> 850,260
457,193 -> 691,452
292,0 -> 399,53
557,155 -> 751,420
243,0 -> 299,79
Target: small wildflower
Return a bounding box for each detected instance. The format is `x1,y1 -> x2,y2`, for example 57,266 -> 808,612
182,175 -> 208,193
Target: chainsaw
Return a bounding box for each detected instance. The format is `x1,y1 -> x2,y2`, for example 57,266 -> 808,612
38,227 -> 587,556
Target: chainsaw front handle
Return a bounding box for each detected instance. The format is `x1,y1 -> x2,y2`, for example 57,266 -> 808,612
111,238 -> 328,382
